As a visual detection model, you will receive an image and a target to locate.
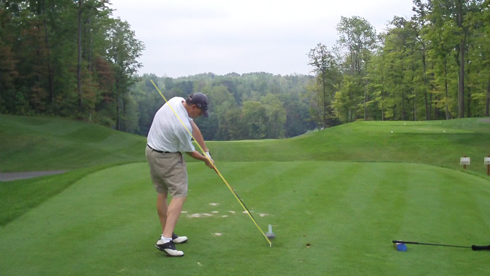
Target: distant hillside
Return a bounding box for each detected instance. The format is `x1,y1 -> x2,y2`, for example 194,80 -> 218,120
1,115 -> 489,177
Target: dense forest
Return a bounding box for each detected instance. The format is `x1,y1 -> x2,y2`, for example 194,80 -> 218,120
311,0 -> 490,128
0,0 -> 144,129
1,0 -> 489,140
132,73 -> 316,140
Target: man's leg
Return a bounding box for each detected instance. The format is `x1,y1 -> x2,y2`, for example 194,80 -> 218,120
155,195 -> 187,257
156,193 -> 168,234
162,196 -> 187,238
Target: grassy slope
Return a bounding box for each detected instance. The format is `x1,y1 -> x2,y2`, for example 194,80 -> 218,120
1,162 -> 489,275
2,115 -> 490,175
0,115 -> 146,172
210,118 -> 490,175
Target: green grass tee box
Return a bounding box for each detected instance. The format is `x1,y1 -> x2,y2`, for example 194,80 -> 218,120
1,162 -> 489,276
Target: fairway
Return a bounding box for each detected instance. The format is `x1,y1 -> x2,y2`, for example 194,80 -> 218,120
1,161 -> 489,275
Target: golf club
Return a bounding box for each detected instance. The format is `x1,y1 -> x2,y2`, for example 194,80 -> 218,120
393,240 -> 490,251
150,80 -> 272,247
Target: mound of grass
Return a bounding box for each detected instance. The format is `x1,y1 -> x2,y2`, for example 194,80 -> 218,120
1,162 -> 489,275
210,118 -> 490,176
0,115 -> 146,172
2,115 -> 489,177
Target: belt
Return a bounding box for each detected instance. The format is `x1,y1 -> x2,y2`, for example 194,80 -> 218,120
147,144 -> 172,153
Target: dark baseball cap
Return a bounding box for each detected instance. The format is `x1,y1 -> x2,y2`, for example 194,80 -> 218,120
186,92 -> 209,117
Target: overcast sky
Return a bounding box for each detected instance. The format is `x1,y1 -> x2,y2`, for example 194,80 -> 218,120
110,0 -> 414,78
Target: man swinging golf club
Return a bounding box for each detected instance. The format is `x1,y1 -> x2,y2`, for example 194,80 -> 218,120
146,92 -> 214,257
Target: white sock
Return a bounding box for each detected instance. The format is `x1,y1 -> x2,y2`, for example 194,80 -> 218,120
161,235 -> 172,244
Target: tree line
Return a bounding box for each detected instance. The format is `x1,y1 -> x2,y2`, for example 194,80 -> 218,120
2,0 -> 489,141
309,0 -> 490,129
0,1 -> 316,139
0,0 -> 144,130
131,73 -> 316,140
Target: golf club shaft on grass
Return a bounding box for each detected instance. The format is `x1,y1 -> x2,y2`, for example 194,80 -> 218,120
211,167 -> 266,243
151,80 -> 272,247
393,240 -> 490,250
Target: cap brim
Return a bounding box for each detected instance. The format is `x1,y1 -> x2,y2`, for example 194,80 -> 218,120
203,110 -> 209,118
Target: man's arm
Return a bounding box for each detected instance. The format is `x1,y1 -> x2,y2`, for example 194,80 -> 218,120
190,120 -> 212,160
191,120 -> 208,152
186,151 -> 214,169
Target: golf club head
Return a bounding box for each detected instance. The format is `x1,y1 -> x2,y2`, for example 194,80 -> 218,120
394,242 -> 407,252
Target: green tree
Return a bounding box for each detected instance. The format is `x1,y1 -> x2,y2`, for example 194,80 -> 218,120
424,0 -> 460,119
308,43 -> 341,128
242,100 -> 268,139
106,18 -> 144,131
0,4 -> 19,113
336,16 -> 376,121
412,0 -> 432,120
262,94 -> 286,138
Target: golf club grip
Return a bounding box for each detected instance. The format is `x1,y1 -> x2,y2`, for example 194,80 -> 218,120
471,245 -> 490,251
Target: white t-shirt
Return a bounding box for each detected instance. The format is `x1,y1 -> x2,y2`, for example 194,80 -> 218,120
147,97 -> 195,153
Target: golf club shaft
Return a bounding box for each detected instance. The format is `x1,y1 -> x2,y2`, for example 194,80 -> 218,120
212,167 -> 257,221
151,80 -> 272,247
393,240 -> 470,248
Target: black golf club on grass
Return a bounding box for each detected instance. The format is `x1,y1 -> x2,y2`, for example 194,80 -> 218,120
393,240 -> 490,251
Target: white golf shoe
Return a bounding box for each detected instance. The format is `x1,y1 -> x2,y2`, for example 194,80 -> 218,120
155,240 -> 184,257
172,233 -> 188,244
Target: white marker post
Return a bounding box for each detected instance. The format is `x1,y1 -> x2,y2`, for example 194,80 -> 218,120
460,156 -> 470,170
484,155 -> 490,176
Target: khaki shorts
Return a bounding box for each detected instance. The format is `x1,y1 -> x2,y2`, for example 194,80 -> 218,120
145,146 -> 188,197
